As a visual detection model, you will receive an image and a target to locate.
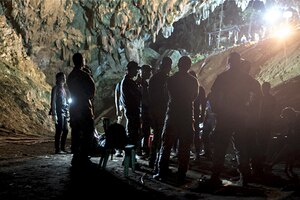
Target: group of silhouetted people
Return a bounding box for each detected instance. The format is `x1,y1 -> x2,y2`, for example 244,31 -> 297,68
51,51 -> 299,185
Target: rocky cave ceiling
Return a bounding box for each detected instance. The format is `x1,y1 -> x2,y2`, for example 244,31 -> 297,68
0,0 -> 300,135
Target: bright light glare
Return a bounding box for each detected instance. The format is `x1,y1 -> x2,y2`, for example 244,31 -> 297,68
264,8 -> 281,24
68,98 -> 72,104
283,11 -> 292,19
273,25 -> 292,38
199,122 -> 203,129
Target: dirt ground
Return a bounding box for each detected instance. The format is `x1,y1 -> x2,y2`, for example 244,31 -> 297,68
1,133 -> 300,200
0,136 -> 165,199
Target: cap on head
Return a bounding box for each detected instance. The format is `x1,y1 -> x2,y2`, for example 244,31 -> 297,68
126,61 -> 140,71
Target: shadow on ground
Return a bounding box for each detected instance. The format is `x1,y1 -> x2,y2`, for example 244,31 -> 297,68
0,140 -> 300,200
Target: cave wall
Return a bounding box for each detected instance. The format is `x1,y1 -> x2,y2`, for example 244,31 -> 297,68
0,16 -> 53,135
1,0 -> 300,135
1,0 -> 224,123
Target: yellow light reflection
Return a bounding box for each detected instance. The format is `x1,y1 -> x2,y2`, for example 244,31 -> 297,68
272,25 -> 292,39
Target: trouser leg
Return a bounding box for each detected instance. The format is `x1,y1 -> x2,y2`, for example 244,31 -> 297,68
157,126 -> 176,176
211,128 -> 231,179
61,116 -> 69,151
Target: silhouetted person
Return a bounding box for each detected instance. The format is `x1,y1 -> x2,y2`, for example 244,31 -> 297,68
267,107 -> 300,177
154,56 -> 199,184
189,70 -> 206,160
207,52 -> 259,187
239,59 -> 263,176
119,61 -> 142,157
259,81 -> 277,170
67,52 -> 96,167
140,64 -> 153,157
148,57 -> 172,169
50,72 -> 70,154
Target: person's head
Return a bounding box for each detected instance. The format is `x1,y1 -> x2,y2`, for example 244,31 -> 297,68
262,81 -> 271,95
126,61 -> 140,77
178,56 -> 192,72
55,72 -> 66,85
227,52 -> 241,69
141,64 -> 153,80
160,56 -> 172,75
72,52 -> 83,68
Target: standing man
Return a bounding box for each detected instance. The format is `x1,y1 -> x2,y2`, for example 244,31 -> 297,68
189,70 -> 206,160
140,64 -> 153,158
207,52 -> 258,187
148,57 -> 172,169
154,56 -> 199,184
259,81 -> 277,170
67,52 -> 96,167
114,80 -> 125,157
120,61 -> 142,155
241,59 -> 263,176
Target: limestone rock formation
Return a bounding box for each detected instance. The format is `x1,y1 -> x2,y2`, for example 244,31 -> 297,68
0,16 -> 53,136
0,0 -> 300,136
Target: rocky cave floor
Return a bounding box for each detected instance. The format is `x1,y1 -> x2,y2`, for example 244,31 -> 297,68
0,131 -> 300,200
